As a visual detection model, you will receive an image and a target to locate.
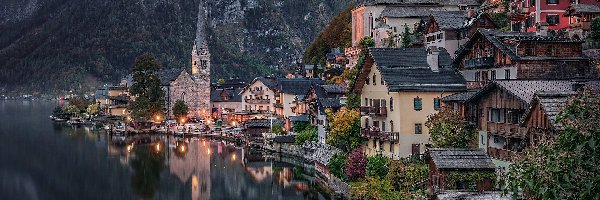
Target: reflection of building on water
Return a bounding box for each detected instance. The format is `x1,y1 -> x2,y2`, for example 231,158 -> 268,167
168,138 -> 211,200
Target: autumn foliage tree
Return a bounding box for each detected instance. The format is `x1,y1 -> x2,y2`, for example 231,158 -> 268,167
345,148 -> 367,180
505,93 -> 600,199
326,108 -> 363,152
425,109 -> 475,148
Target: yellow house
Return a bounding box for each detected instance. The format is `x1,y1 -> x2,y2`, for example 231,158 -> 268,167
355,48 -> 466,159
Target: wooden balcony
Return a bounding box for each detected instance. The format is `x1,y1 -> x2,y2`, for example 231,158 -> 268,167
486,122 -> 527,138
361,128 -> 398,142
464,57 -> 494,69
273,102 -> 283,108
245,99 -> 270,104
251,90 -> 264,95
487,147 -> 523,162
360,106 -> 370,115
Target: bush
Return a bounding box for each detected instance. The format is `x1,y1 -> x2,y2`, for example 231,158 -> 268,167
294,125 -> 317,145
345,148 -> 367,180
350,177 -> 398,200
367,154 -> 390,179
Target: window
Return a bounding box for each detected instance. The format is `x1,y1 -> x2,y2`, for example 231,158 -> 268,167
546,0 -> 558,4
390,120 -> 394,132
364,98 -> 369,106
474,71 -> 481,82
546,14 -> 559,25
373,74 -> 377,85
505,69 -> 511,80
434,98 -> 440,110
415,124 -> 422,134
414,97 -> 422,111
389,97 -> 394,111
382,121 -> 386,132
491,70 -> 496,80
366,77 -> 370,85
381,77 -> 384,85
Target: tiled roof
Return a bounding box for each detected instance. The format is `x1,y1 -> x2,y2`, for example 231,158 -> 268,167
483,80 -> 600,104
273,135 -> 296,143
570,4 -> 600,14
277,78 -> 325,95
441,91 -> 478,102
430,11 -> 468,30
370,48 -> 466,92
455,29 -> 584,63
526,91 -> 576,129
321,84 -> 348,95
158,68 -> 185,86
257,77 -> 279,89
210,88 -> 243,102
289,115 -> 309,122
429,148 -> 496,170
380,6 -> 448,18
435,191 -> 511,200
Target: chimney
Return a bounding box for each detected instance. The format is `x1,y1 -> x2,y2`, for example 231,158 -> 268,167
427,48 -> 440,72
536,22 -> 549,37
467,8 -> 474,18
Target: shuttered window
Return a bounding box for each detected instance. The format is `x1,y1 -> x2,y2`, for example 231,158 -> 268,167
434,98 -> 440,110
414,97 -> 422,111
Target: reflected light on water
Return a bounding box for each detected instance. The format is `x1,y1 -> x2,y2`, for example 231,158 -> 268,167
232,154 -> 236,161
155,143 -> 161,152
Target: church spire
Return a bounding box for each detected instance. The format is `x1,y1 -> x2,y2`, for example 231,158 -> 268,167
195,0 -> 208,49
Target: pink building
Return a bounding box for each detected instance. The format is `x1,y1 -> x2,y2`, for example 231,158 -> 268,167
510,0 -> 600,33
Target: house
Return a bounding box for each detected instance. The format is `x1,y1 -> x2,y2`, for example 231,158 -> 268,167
425,9 -> 497,58
304,83 -> 347,143
351,0 -> 480,47
427,148 -> 496,192
93,85 -> 131,116
275,78 -> 325,130
354,47 -> 467,159
454,28 -> 595,89
240,77 -> 279,115
304,65 -> 323,79
210,87 -> 243,123
509,0 -> 600,33
464,80 -> 600,169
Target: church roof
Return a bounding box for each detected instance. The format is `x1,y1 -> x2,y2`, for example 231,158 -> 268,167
158,68 -> 187,86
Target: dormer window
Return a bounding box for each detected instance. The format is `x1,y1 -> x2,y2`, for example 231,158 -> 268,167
373,74 -> 377,85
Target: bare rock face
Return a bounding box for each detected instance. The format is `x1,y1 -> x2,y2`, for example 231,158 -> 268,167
0,0 -> 350,94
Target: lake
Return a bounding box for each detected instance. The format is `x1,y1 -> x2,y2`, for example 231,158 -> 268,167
0,100 -> 326,200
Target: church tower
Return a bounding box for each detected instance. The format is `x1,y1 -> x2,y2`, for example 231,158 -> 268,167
191,0 -> 211,119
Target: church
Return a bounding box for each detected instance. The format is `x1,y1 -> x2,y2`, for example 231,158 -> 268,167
159,1 -> 211,120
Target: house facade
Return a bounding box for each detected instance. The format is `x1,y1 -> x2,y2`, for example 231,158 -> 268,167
454,28 -> 594,89
509,0 -> 600,33
240,77 -> 279,115
355,48 -> 467,159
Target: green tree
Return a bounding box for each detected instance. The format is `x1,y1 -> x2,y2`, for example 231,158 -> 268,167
63,105 -> 80,117
328,152 -> 347,180
345,92 -> 361,110
130,53 -> 164,120
400,24 -> 411,48
367,154 -> 390,179
386,160 -> 429,198
172,100 -> 188,120
326,108 -> 363,152
86,104 -> 100,115
217,78 -> 225,85
271,124 -> 285,135
425,109 -> 475,148
590,18 -> 600,41
505,93 -> 600,199
295,125 -> 318,145
359,36 -> 375,50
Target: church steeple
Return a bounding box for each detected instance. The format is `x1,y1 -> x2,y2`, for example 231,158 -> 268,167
191,0 -> 210,77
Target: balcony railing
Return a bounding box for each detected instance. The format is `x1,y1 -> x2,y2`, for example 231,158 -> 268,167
273,102 -> 283,108
242,109 -> 272,114
488,147 -> 523,162
464,57 -> 494,69
361,128 -> 398,142
486,122 -> 527,137
361,106 -> 387,116
245,99 -> 270,104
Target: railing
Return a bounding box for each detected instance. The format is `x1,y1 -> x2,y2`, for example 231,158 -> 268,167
583,41 -> 600,50
570,21 -> 591,31
360,128 -> 398,142
361,106 -> 387,116
464,57 -> 494,69
242,109 -> 272,114
486,122 -> 527,136
519,7 -> 529,14
245,99 -> 270,104
488,147 -> 523,162
273,103 -> 283,108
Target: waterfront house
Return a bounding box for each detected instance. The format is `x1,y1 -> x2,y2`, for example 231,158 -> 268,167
426,148 -> 496,192
453,28 -> 595,89
354,47 -> 467,159
210,87 -> 243,124
240,77 -> 279,116
304,84 -> 347,143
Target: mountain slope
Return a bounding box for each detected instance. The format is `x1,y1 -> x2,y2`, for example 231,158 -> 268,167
0,0 -> 351,94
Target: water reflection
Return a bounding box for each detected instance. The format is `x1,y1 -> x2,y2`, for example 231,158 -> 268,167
1,101 -> 326,200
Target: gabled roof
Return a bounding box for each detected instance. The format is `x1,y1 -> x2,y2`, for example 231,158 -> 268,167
522,91 -> 575,130
277,78 -> 325,95
565,4 -> 600,16
429,148 -> 495,170
158,68 -> 186,86
429,11 -> 469,30
369,48 -> 466,92
454,29 -> 585,65
210,88 -> 243,102
441,91 -> 478,102
469,80 -> 600,104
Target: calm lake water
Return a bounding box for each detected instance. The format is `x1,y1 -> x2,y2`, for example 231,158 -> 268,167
0,101 -> 325,200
